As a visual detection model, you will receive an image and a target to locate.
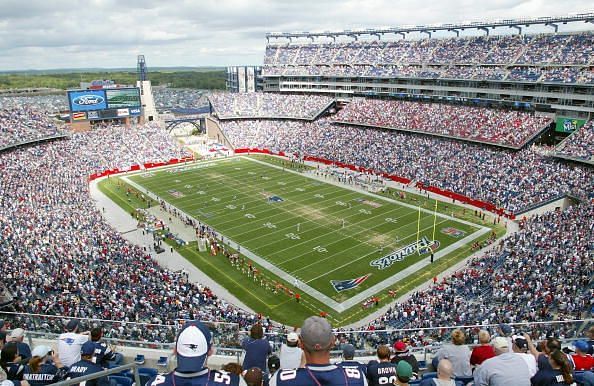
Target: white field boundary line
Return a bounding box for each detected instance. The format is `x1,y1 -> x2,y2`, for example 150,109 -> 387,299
121,156 -> 491,313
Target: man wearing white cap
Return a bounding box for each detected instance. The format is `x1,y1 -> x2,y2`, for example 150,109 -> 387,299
9,329 -> 31,361
473,337 -> 530,386
270,316 -> 367,386
147,321 -> 246,386
280,332 -> 303,370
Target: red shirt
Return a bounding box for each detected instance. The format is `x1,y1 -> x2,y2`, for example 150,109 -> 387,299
571,354 -> 594,370
470,344 -> 496,365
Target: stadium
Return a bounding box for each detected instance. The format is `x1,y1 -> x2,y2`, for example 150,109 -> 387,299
0,7 -> 593,386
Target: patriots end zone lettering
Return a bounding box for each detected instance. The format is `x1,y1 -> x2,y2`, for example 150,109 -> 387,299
369,236 -> 440,270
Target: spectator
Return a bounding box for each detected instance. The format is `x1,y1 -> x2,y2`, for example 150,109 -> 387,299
420,359 -> 456,386
267,355 -> 280,378
569,340 -> 594,371
279,332 -> 302,370
243,368 -> 264,386
0,343 -> 25,385
473,337 -> 530,386
470,330 -> 496,366
66,342 -> 108,386
89,328 -> 122,368
8,330 -> 30,361
394,361 -> 413,386
146,321 -> 246,386
269,316 -> 366,386
222,363 -> 243,376
57,321 -> 89,368
242,324 -> 272,372
530,349 -> 575,386
587,326 -> 594,355
23,346 -> 67,386
336,344 -> 367,377
433,329 -> 472,378
511,337 -> 537,377
390,341 -> 419,379
496,324 -> 513,353
367,345 -> 397,386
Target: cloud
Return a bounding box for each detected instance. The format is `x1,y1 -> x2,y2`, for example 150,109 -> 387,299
0,0 -> 592,70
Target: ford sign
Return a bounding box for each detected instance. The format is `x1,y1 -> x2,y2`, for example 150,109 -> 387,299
72,95 -> 105,106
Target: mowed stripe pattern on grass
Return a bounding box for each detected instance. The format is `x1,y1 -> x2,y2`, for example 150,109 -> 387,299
130,157 -> 478,301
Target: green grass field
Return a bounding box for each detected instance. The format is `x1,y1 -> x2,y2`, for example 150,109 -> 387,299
100,155 -> 503,326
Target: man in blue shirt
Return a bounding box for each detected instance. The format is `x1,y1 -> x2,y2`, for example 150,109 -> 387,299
67,342 -> 109,386
90,327 -> 122,368
336,344 -> 367,377
147,321 -> 246,386
270,316 -> 367,386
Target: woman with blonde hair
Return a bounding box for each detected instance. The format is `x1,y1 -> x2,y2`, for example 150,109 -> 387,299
433,329 -> 472,377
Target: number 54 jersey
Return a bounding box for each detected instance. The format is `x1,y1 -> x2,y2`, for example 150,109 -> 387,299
270,365 -> 367,386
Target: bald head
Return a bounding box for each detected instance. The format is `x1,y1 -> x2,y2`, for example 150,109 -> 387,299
437,359 -> 454,380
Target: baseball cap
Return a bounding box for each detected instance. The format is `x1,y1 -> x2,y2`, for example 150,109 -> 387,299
300,316 -> 334,352
32,345 -> 52,358
9,328 -> 24,340
175,321 -> 213,372
342,344 -> 355,358
574,340 -> 591,353
81,341 -> 96,356
513,336 -> 528,350
287,332 -> 299,343
393,341 -> 407,352
396,361 -> 413,379
66,320 -> 79,332
491,336 -> 509,350
268,355 -> 280,372
499,324 -> 512,335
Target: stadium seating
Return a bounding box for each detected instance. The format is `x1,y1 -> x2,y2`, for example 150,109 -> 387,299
219,118 -> 594,214
208,92 -> 333,119
332,99 -> 551,148
555,120 -> 594,162
262,32 -> 594,83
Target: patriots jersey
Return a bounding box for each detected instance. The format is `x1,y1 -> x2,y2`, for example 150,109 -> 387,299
269,364 -> 367,386
92,342 -> 116,367
23,363 -> 68,386
366,362 -> 398,386
67,359 -> 109,386
336,361 -> 368,377
147,369 -> 247,386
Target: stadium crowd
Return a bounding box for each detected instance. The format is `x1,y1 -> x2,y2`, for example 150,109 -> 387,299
0,106 -> 66,149
364,200 -> 594,339
555,120 -> 594,162
152,88 -> 208,112
0,123 -> 260,342
263,32 -> 594,83
208,93 -> 333,120
332,99 -> 551,147
219,118 -> 594,214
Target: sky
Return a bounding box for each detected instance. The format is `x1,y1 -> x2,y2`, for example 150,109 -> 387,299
0,0 -> 592,71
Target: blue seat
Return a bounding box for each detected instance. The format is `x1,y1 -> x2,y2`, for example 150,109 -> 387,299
134,354 -> 145,365
157,356 -> 169,367
109,375 -> 133,386
422,372 -> 437,380
138,368 -> 158,377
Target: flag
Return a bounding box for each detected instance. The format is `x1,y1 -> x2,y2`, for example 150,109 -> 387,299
331,274 -> 371,292
72,112 -> 86,120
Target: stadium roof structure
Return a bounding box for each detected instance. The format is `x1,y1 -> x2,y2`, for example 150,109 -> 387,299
265,12 -> 594,41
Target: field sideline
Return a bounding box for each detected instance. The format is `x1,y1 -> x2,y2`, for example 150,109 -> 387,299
100,155 -> 504,325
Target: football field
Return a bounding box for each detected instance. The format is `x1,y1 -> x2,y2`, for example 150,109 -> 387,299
123,155 -> 489,314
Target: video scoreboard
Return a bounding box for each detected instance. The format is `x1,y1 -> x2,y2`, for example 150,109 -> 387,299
68,88 -> 142,121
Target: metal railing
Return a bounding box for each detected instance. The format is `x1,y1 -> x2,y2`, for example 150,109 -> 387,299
52,363 -> 141,386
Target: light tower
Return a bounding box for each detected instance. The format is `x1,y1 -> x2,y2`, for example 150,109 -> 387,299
136,55 -> 158,122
